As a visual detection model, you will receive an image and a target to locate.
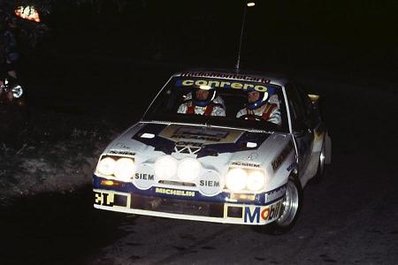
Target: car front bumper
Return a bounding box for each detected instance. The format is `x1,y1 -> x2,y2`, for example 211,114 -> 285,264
93,176 -> 285,225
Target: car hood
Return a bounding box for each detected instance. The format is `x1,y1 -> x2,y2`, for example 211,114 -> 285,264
104,122 -> 292,173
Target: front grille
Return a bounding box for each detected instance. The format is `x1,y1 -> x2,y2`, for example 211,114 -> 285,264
131,194 -> 223,217
227,206 -> 243,218
158,180 -> 196,187
114,194 -> 128,207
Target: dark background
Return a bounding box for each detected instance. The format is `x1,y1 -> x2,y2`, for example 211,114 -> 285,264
1,1 -> 398,264
16,0 -> 397,124
24,0 -> 398,75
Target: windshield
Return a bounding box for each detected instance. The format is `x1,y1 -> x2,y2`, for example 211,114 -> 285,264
143,76 -> 288,132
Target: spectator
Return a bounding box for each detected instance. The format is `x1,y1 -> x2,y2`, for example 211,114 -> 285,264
0,14 -> 19,79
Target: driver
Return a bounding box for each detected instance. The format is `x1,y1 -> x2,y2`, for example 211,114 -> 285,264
236,88 -> 281,125
177,86 -> 226,116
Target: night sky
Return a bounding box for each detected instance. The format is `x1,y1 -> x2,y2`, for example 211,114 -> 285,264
28,0 -> 397,81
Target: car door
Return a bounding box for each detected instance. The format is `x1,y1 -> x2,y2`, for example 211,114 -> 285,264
285,83 -> 314,175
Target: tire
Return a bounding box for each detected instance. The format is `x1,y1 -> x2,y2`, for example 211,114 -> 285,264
313,138 -> 327,183
257,175 -> 303,235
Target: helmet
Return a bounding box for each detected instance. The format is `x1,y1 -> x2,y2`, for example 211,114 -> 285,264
192,86 -> 216,107
246,88 -> 269,110
246,85 -> 279,110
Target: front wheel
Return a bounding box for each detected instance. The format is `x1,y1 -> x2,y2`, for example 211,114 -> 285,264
257,175 -> 303,235
313,138 -> 327,183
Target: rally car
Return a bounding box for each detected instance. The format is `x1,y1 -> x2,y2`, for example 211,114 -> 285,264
92,69 -> 332,234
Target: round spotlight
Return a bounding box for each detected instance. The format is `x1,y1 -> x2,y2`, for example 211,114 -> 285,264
154,155 -> 177,179
225,168 -> 247,192
96,157 -> 116,176
247,170 -> 266,192
114,157 -> 136,181
178,158 -> 201,182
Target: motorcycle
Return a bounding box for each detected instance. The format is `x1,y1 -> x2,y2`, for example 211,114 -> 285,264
0,76 -> 29,142
0,77 -> 25,107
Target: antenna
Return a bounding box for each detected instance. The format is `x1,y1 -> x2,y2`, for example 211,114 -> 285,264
235,1 -> 255,71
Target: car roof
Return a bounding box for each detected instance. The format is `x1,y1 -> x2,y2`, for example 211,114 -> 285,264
172,68 -> 290,87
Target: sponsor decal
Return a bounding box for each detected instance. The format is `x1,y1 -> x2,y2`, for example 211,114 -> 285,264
155,187 -> 195,197
272,141 -> 293,171
180,72 -> 270,83
231,161 -> 260,168
94,191 -> 114,206
244,203 -> 282,224
175,141 -> 203,148
113,142 -> 133,150
197,170 -> 222,196
159,125 -> 244,148
177,78 -> 268,92
135,173 -> 154,181
171,127 -> 228,142
264,186 -> 286,203
134,164 -> 156,190
109,150 -> 135,156
199,180 -> 220,187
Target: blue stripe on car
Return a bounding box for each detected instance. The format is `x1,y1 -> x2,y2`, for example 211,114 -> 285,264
132,123 -> 270,157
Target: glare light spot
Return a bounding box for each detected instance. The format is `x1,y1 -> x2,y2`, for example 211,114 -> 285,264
140,133 -> 155,139
247,170 -> 266,192
114,158 -> 135,181
154,155 -> 177,179
15,6 -> 40,22
246,142 -> 257,148
97,157 -> 116,176
225,168 -> 247,192
178,158 -> 201,182
199,85 -> 212,90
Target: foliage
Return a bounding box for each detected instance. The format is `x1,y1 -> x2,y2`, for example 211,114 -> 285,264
0,0 -> 145,49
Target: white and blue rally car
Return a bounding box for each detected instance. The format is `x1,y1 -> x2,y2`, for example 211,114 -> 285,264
92,69 -> 332,234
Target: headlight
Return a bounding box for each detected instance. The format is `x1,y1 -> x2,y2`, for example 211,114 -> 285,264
114,157 -> 136,181
178,158 -> 201,182
96,157 -> 116,176
246,170 -> 266,192
154,155 -> 177,179
12,85 -> 23,98
225,168 -> 247,192
96,156 -> 136,182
